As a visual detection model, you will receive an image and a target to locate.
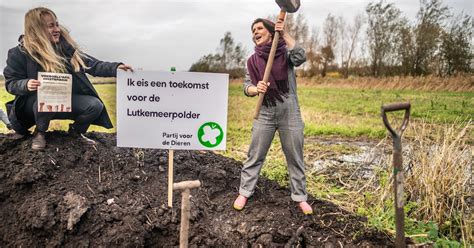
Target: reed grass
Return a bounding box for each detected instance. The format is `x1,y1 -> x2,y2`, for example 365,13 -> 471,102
405,120 -> 472,244
300,75 -> 474,92
350,120 -> 473,245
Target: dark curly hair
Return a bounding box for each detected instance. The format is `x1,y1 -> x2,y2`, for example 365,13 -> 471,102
251,18 -> 275,36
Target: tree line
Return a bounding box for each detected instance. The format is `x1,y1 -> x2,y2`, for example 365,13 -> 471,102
189,32 -> 247,79
190,0 -> 472,78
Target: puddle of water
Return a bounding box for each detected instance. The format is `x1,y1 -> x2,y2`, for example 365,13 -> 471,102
308,138 -> 471,180
308,139 -> 390,179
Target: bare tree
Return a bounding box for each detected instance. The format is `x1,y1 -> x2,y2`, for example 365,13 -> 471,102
219,32 -> 235,70
397,19 -> 415,76
305,27 -> 321,77
440,13 -> 473,75
338,15 -> 347,71
339,14 -> 364,78
320,14 -> 338,77
366,0 -> 403,76
286,13 -> 310,46
218,31 -> 247,72
412,0 -> 449,76
269,13 -> 314,76
190,32 -> 247,78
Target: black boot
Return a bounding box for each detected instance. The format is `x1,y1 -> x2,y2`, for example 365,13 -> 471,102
32,131 -> 46,150
68,124 -> 96,145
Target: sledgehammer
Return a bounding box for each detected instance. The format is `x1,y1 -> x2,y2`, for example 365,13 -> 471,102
253,0 -> 301,119
173,180 -> 201,248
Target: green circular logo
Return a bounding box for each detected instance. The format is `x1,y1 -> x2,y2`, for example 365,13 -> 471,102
197,122 -> 224,148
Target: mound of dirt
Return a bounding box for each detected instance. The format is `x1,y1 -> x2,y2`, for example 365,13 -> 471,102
0,132 -> 394,247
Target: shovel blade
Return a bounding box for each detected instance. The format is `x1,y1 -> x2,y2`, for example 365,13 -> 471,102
276,0 -> 301,13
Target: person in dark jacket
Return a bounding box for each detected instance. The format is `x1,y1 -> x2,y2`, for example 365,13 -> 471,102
232,18 -> 313,214
4,7 -> 132,150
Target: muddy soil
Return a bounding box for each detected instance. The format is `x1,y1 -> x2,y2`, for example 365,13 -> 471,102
0,132 -> 394,247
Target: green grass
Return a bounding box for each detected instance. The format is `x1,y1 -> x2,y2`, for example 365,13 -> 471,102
1,81 -> 471,135
298,87 -> 473,137
224,83 -> 473,157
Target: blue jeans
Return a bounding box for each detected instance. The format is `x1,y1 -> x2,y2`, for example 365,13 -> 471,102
239,95 -> 307,202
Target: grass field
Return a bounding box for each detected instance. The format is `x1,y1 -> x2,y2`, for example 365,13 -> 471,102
1,79 -> 472,135
0,80 -> 472,159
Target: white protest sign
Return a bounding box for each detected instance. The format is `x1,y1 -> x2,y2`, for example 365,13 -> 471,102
116,70 -> 229,150
37,72 -> 72,112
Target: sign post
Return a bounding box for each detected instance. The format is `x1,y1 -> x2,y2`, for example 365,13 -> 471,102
168,149 -> 173,207
168,66 -> 176,208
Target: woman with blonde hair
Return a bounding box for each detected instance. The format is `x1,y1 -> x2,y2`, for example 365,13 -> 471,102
4,7 -> 132,150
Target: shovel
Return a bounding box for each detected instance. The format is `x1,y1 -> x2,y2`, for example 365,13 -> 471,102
381,102 -> 410,248
253,0 -> 301,119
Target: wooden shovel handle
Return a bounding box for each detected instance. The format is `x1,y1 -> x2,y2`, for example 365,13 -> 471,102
254,10 -> 287,119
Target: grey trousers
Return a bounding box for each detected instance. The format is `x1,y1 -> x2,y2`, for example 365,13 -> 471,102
25,94 -> 104,133
239,95 -> 308,202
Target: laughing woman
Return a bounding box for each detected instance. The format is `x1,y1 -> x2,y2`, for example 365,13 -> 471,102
233,18 -> 313,214
4,7 -> 132,150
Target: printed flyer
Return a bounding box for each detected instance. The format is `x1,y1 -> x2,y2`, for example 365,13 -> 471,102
37,72 -> 72,112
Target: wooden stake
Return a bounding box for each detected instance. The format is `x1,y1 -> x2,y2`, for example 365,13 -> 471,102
168,149 -> 174,207
168,66 -> 177,208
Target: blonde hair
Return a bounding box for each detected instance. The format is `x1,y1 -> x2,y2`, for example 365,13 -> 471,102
23,7 -> 86,72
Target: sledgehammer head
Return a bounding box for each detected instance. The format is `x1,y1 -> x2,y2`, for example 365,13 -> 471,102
276,0 -> 301,13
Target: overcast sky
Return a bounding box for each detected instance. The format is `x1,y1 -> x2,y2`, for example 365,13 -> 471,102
0,0 -> 472,73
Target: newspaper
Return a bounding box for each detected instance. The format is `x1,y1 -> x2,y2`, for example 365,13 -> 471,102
37,72 -> 72,112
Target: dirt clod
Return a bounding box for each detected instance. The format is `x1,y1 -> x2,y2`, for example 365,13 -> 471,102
61,191 -> 89,230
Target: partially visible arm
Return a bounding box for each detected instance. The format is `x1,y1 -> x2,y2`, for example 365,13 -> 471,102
117,64 -> 133,72
3,47 -> 32,96
275,19 -> 306,67
82,53 -> 132,77
243,71 -> 256,97
282,33 -> 296,50
243,70 -> 269,97
288,46 -> 306,67
275,20 -> 295,49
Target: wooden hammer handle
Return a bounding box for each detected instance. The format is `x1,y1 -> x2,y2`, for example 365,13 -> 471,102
253,10 -> 287,119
